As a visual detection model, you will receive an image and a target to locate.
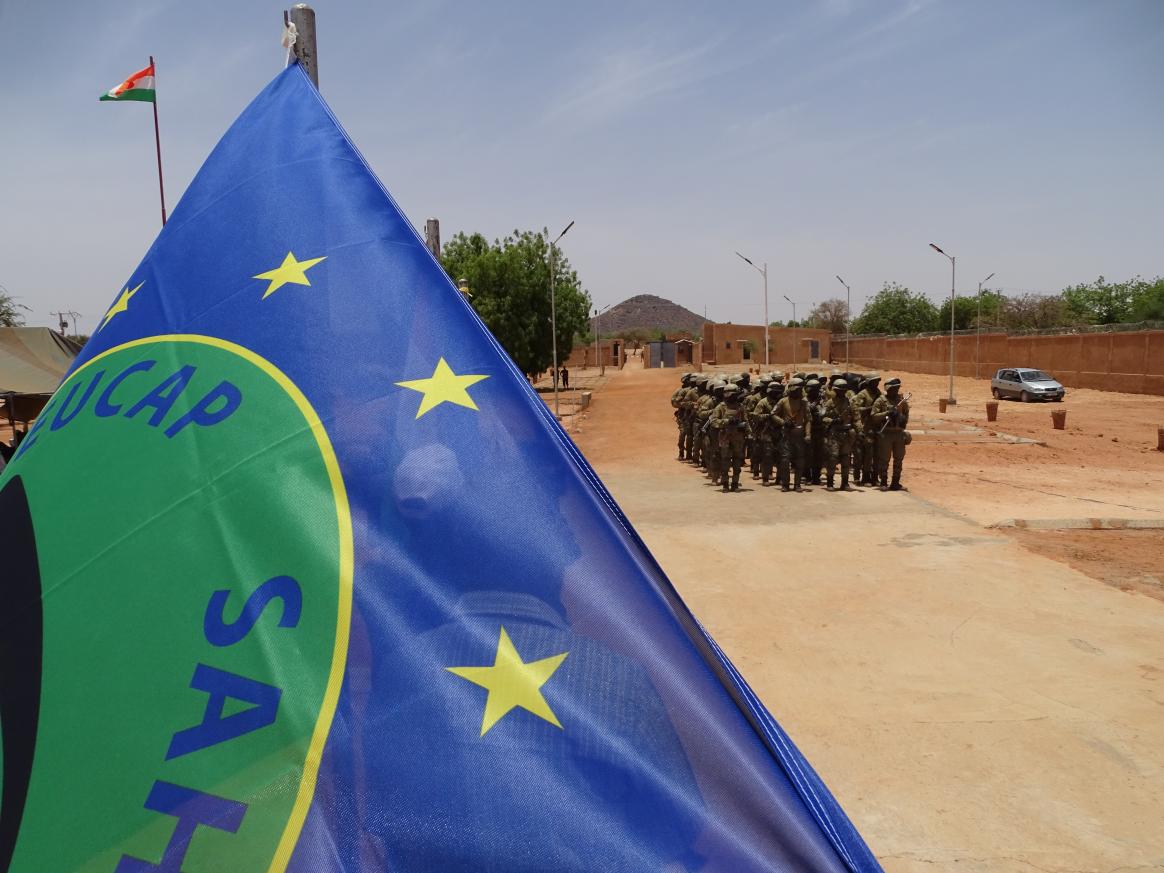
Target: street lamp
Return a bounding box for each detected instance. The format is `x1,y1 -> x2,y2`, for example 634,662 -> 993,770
929,242 -> 957,404
976,271 -> 995,380
783,294 -> 798,369
735,252 -> 769,369
836,275 -> 850,370
549,220 -> 575,418
593,303 -> 612,376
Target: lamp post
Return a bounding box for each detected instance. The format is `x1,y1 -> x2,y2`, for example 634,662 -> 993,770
836,275 -> 850,370
549,220 -> 575,417
783,294 -> 798,369
593,303 -> 611,376
976,271 -> 994,380
735,252 -> 769,369
929,242 -> 957,404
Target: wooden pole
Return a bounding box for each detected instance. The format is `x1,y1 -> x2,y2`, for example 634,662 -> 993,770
288,4 -> 319,88
150,56 -> 167,226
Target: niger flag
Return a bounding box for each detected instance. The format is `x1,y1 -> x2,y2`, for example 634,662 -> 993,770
100,62 -> 155,102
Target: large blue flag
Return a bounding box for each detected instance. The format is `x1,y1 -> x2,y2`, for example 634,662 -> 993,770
0,64 -> 881,872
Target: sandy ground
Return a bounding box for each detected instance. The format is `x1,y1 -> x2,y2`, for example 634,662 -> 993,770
567,362 -> 1164,873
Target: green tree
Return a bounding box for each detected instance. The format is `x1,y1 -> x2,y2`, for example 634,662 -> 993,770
999,293 -> 1075,330
0,286 -> 29,327
851,282 -> 939,335
440,229 -> 591,378
936,295 -> 990,331
617,327 -> 652,349
1060,276 -> 1134,324
1129,276 -> 1164,321
806,298 -> 849,333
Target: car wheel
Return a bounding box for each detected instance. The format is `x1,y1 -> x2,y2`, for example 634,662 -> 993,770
1020,391 -> 1032,403
991,387 -> 1000,399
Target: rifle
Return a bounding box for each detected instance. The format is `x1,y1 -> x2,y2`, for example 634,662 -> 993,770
877,392 -> 913,434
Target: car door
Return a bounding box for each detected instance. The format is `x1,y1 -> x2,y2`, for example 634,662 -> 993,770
1002,370 -> 1019,397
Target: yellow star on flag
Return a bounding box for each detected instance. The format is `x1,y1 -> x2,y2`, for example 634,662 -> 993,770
253,251 -> 327,299
99,282 -> 144,331
395,357 -> 489,419
447,626 -> 569,737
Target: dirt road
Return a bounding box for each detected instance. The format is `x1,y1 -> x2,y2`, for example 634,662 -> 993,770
569,364 -> 1164,873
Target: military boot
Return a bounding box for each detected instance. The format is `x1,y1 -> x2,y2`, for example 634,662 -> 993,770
826,475 -> 835,491
841,471 -> 853,491
890,473 -> 903,491
721,477 -> 730,493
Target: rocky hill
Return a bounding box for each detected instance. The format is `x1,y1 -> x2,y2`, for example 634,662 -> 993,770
600,294 -> 704,337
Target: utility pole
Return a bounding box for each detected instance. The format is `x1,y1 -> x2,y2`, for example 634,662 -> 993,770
735,252 -> 769,369
929,243 -> 957,404
286,4 -> 319,88
976,272 -> 994,380
783,295 -> 798,369
836,275 -> 850,370
424,218 -> 441,260
549,220 -> 574,418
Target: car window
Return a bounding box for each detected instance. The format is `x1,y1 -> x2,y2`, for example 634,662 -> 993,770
1021,370 -> 1052,381
1002,370 -> 1015,381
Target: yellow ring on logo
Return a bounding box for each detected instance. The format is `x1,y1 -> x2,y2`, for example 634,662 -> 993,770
69,334 -> 353,873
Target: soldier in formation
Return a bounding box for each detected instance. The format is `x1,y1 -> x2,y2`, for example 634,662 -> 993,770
707,384 -> 748,492
869,377 -> 911,491
671,371 -> 908,494
821,377 -> 856,491
850,372 -> 881,486
773,377 -> 810,492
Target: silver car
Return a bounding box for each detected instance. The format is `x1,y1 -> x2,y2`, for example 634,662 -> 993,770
991,368 -> 1065,402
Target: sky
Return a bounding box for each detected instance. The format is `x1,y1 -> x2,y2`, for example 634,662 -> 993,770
1,0 -> 1162,335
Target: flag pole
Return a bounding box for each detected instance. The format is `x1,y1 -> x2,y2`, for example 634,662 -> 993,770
150,56 -> 167,226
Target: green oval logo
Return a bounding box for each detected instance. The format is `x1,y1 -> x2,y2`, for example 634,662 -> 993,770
0,335 -> 351,873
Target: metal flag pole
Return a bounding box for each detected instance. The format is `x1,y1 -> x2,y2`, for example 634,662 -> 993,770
149,56 -> 167,226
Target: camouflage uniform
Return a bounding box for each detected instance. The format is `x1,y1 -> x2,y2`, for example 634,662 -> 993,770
693,381 -> 716,469
744,378 -> 767,478
774,379 -> 811,492
701,382 -> 728,484
822,379 -> 856,490
687,378 -> 708,465
805,379 -> 826,485
670,376 -> 690,460
709,386 -> 748,492
750,383 -> 782,485
850,373 -> 881,486
767,379 -> 786,486
870,378 -> 910,490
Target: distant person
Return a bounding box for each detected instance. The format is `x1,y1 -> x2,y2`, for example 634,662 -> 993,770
560,366 -> 569,389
